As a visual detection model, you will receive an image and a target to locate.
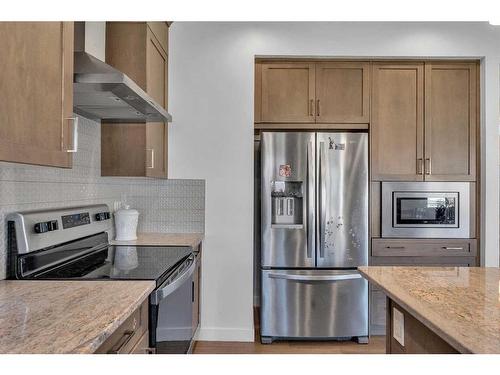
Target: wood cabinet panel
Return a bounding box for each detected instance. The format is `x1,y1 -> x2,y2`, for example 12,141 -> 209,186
146,123 -> 168,178
96,299 -> 148,354
101,123 -> 146,176
0,22 -> 74,168
371,63 -> 424,181
261,63 -> 315,123
387,299 -> 458,354
130,331 -> 152,354
424,62 -> 477,181
103,22 -> 169,178
147,22 -> 168,53
146,28 -> 168,106
145,27 -> 168,178
106,22 -> 147,89
315,62 -> 370,123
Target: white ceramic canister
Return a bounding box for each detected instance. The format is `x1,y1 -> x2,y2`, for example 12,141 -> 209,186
114,205 -> 139,241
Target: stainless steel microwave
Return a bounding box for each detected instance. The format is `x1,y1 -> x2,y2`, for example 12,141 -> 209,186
381,182 -> 471,238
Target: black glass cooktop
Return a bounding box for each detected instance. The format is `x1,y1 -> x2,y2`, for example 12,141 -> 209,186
32,245 -> 192,286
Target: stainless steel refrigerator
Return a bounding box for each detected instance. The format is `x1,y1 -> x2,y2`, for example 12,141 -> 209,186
260,131 -> 368,343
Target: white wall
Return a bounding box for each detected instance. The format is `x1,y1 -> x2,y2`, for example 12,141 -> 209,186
168,22 -> 500,342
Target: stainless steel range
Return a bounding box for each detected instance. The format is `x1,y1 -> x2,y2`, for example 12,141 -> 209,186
260,131 -> 369,344
7,204 -> 198,354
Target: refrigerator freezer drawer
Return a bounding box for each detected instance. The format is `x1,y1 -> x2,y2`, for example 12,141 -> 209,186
260,269 -> 368,340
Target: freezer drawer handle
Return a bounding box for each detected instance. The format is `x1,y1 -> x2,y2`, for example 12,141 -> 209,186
268,273 -> 362,282
150,254 -> 196,305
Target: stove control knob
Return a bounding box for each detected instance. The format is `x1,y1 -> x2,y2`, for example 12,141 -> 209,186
34,222 -> 49,234
95,212 -> 111,221
48,220 -> 59,231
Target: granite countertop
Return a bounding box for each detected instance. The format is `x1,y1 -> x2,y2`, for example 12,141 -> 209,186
110,232 -> 203,249
0,280 -> 155,354
359,266 -> 500,354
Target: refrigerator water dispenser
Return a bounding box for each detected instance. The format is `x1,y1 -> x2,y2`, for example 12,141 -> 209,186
271,181 -> 303,226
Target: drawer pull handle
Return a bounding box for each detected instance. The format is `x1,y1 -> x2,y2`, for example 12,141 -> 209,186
108,330 -> 135,354
442,247 -> 464,251
385,246 -> 405,249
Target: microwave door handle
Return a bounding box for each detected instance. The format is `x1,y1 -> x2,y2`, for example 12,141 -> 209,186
318,142 -> 326,259
306,141 -> 315,259
151,255 -> 196,305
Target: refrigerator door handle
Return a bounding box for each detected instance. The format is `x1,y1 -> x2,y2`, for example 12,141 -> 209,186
268,273 -> 362,282
318,141 -> 326,258
306,141 -> 315,259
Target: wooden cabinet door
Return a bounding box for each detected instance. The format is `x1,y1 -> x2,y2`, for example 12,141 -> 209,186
424,63 -> 477,181
371,63 -> 424,181
315,62 -> 370,123
261,63 -> 315,123
0,22 -> 74,168
146,27 -> 168,178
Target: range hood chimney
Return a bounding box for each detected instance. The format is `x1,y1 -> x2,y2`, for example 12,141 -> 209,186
73,22 -> 172,123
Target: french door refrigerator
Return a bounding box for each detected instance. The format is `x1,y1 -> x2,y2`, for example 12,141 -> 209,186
260,131 -> 368,343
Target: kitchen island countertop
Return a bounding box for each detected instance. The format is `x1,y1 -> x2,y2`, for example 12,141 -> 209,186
0,280 -> 155,354
110,232 -> 203,249
359,266 -> 500,354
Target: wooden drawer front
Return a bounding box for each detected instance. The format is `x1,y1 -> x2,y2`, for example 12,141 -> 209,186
370,256 -> 477,267
130,331 -> 153,354
372,239 -> 477,257
96,300 -> 148,354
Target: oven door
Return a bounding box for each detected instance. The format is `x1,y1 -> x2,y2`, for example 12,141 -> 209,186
381,182 -> 470,238
149,254 -> 196,354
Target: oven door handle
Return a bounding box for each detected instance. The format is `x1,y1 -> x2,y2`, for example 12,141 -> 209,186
150,254 -> 196,305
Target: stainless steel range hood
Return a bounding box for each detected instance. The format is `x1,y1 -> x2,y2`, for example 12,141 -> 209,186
72,22 -> 172,123
73,52 -> 172,123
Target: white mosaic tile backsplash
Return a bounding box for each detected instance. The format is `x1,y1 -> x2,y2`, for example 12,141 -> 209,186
0,115 -> 205,279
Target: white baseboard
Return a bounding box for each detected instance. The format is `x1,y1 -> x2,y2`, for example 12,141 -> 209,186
197,326 -> 255,342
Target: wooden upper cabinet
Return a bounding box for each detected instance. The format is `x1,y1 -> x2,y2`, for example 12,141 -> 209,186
315,62 -> 370,123
0,22 -> 74,168
261,63 -> 316,123
371,63 -> 424,181
103,22 -> 169,178
424,62 -> 477,181
145,27 -> 168,178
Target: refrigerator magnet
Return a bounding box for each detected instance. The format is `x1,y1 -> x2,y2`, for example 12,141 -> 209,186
279,164 -> 292,177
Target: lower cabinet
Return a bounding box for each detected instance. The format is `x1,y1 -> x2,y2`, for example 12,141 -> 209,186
95,299 -> 152,354
368,238 -> 478,335
130,330 -> 152,354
